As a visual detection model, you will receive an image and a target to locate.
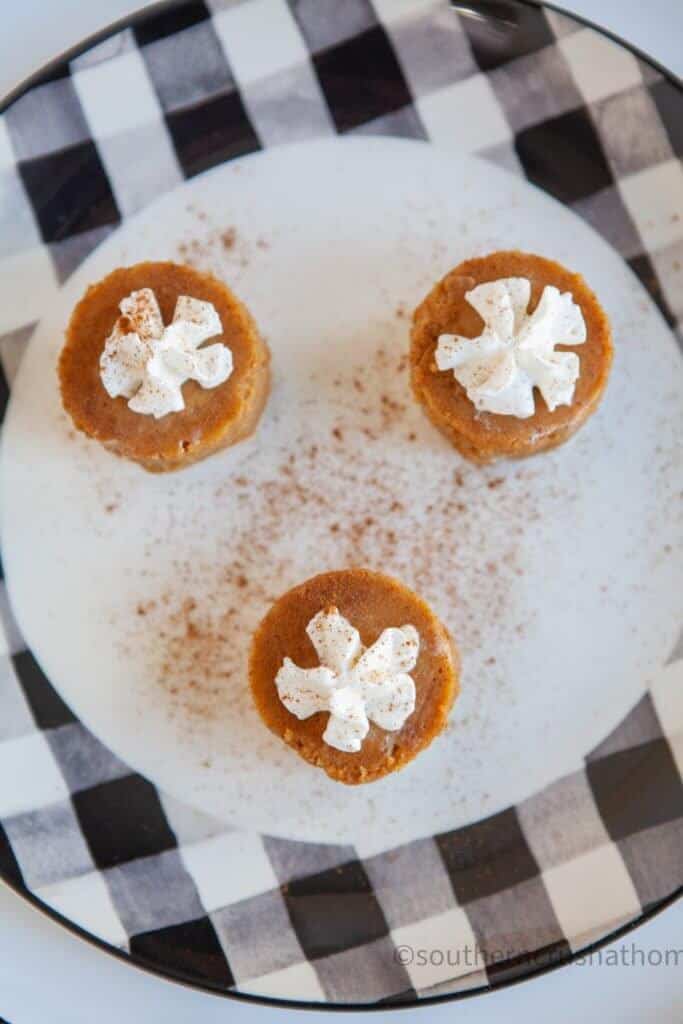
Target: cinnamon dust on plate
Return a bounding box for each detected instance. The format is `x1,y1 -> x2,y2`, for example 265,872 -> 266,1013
177,210 -> 269,274
116,334 -> 538,734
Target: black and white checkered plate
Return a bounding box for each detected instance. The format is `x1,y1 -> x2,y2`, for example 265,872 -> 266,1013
0,0 -> 681,1009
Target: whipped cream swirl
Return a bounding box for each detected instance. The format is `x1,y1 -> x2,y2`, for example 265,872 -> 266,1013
275,607 -> 419,753
100,288 -> 233,419
435,277 -> 587,418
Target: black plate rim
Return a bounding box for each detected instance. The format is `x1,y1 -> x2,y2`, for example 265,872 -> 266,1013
0,0 -> 680,1011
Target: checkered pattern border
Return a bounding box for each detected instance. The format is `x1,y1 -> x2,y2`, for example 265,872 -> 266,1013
0,0 -> 681,1006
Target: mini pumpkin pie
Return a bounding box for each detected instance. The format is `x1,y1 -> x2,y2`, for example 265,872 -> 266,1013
249,568 -> 460,785
59,261 -> 270,472
410,251 -> 613,463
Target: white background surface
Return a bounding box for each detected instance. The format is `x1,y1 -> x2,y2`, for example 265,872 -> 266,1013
0,2 -> 681,1022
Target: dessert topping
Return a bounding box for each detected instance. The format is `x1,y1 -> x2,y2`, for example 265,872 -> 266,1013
275,606 -> 418,753
100,288 -> 232,418
435,277 -> 587,418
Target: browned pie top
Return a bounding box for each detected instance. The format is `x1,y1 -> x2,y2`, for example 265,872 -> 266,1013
59,261 -> 265,461
249,569 -> 459,784
411,251 -> 613,448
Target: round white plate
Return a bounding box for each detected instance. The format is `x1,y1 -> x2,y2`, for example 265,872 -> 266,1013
2,137 -> 682,846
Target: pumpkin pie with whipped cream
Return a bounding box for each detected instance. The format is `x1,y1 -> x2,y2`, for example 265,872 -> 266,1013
249,568 -> 460,785
410,251 -> 613,463
59,261 -> 270,472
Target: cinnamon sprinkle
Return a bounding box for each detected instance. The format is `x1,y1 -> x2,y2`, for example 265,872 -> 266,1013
122,338 -> 535,729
